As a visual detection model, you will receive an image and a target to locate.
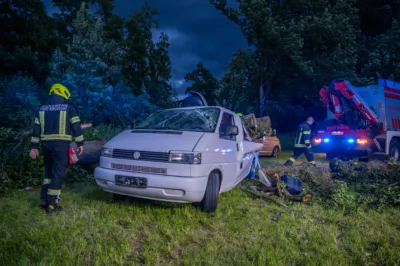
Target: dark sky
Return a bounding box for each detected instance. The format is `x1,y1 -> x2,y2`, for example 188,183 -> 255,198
42,0 -> 248,93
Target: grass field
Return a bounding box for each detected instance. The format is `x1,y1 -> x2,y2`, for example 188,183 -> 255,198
1,154 -> 399,265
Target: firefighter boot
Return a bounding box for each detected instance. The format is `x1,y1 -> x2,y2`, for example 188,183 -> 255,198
46,195 -> 63,214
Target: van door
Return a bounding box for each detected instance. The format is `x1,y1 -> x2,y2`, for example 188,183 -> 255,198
218,112 -> 239,191
235,118 -> 254,183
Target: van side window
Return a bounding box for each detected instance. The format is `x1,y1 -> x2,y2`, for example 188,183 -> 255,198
219,113 -> 236,141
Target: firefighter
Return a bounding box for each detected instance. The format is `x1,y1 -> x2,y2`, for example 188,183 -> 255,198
29,83 -> 84,214
283,117 -> 316,167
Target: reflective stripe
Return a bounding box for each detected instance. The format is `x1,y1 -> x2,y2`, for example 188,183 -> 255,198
289,157 -> 296,162
31,137 -> 40,143
303,130 -> 311,134
70,116 -> 81,124
59,111 -> 67,135
297,131 -> 303,145
294,144 -> 306,147
75,135 -> 84,142
43,178 -> 51,185
39,111 -> 45,135
48,189 -> 61,196
41,134 -> 72,141
305,140 -> 310,144
34,117 -> 40,125
308,161 -> 316,164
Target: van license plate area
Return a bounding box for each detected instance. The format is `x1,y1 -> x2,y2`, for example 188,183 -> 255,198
115,175 -> 147,188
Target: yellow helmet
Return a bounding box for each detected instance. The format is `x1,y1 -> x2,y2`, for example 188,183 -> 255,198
49,83 -> 71,100
237,112 -> 243,117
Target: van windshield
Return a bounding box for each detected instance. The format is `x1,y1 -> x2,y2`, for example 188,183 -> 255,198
135,107 -> 221,133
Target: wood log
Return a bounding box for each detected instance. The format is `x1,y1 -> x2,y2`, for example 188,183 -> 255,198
243,187 -> 288,207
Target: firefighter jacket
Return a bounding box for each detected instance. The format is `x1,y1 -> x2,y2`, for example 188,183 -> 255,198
294,122 -> 312,148
30,95 -> 84,149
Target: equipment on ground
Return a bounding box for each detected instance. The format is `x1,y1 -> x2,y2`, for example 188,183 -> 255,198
315,78 -> 400,161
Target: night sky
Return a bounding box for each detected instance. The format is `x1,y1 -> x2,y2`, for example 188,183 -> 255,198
42,0 -> 248,92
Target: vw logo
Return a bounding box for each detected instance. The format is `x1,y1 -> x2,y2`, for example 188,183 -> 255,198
133,151 -> 141,160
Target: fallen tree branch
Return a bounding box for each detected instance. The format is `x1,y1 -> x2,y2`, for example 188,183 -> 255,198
261,164 -> 329,176
243,187 -> 288,208
11,138 -> 24,153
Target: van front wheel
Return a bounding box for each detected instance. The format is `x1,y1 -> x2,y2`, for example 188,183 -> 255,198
198,171 -> 221,213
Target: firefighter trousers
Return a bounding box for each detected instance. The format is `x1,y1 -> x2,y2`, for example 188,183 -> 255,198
283,147 -> 316,166
40,142 -> 69,204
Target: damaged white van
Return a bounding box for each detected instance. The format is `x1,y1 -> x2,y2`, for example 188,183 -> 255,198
94,105 -> 263,212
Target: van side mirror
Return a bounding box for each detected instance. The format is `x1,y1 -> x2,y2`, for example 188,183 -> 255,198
222,125 -> 239,136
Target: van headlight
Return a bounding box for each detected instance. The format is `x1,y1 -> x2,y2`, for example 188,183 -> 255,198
169,152 -> 201,164
101,147 -> 113,157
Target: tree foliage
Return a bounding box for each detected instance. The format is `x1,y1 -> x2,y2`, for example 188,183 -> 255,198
216,49 -> 259,114
46,2 -> 158,126
0,1 -> 59,83
210,0 -> 361,117
121,3 -> 172,107
184,62 -> 220,105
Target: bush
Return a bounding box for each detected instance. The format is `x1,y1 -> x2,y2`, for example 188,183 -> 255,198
332,159 -> 400,211
0,75 -> 42,130
64,165 -> 94,184
0,127 -> 44,196
83,124 -> 127,141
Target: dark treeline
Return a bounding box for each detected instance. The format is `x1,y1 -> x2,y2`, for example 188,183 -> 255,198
1,0 -> 400,133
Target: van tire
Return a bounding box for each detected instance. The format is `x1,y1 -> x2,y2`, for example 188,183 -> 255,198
389,140 -> 400,161
272,146 -> 280,158
199,171 -> 220,213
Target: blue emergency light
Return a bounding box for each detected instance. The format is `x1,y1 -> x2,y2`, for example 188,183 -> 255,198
347,138 -> 355,143
323,138 -> 330,143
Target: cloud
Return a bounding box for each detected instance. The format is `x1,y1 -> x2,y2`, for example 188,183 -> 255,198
114,0 -> 248,91
42,0 -> 249,93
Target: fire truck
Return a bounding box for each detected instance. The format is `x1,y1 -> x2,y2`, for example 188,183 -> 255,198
313,78 -> 400,161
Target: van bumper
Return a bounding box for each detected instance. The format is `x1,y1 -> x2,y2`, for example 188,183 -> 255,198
94,167 -> 208,203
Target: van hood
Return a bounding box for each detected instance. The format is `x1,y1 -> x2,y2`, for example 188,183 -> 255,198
105,129 -> 205,152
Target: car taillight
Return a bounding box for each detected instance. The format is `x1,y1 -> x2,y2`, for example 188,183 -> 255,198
356,138 -> 368,144
314,138 -> 322,143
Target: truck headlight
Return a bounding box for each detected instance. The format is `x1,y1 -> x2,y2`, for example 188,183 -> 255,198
101,147 -> 113,157
169,152 -> 201,164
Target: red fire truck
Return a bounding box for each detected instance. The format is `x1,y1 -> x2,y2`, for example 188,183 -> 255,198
313,78 -> 400,161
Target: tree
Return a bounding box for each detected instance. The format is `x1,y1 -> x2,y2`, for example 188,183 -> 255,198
47,2 -> 158,126
184,62 -> 220,105
46,2 -> 121,121
216,49 -> 259,113
0,0 -> 59,83
121,3 -> 172,106
210,0 -> 305,116
359,19 -> 400,83
210,0 -> 360,116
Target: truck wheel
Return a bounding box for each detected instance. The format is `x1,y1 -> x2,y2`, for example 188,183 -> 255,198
199,171 -> 221,213
272,146 -> 280,158
389,140 -> 400,161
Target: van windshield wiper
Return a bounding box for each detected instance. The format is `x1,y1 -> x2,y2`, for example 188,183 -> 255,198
133,125 -> 177,130
153,125 -> 176,130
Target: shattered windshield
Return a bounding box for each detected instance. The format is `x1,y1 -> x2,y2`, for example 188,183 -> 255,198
135,107 -> 221,132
